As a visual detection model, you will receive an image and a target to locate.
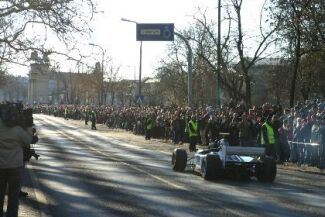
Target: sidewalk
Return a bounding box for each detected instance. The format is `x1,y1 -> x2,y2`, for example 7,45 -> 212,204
278,162 -> 325,175
6,163 -> 51,217
17,164 -> 43,217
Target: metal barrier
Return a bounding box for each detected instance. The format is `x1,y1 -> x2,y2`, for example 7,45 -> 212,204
288,141 -> 324,168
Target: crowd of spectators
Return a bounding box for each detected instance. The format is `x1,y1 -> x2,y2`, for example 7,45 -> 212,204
32,99 -> 325,169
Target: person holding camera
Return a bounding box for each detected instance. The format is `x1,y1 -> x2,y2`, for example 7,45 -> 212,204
0,117 -> 33,217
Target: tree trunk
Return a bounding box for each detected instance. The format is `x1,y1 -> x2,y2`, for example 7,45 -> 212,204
290,31 -> 301,108
111,92 -> 115,106
244,72 -> 251,107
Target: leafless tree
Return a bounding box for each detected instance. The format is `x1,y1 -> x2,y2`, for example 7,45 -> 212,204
0,0 -> 96,75
269,0 -> 324,106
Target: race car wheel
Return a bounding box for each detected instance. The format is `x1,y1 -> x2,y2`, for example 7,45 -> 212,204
172,148 -> 187,171
256,157 -> 277,182
201,154 -> 222,180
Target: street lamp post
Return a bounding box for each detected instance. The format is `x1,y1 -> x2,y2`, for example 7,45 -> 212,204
89,43 -> 105,105
174,32 -> 193,107
216,0 -> 222,109
121,18 -> 143,105
139,40 -> 142,98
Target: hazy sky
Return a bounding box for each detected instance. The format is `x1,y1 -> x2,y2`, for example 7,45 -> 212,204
90,0 -> 264,79
10,0 -> 265,78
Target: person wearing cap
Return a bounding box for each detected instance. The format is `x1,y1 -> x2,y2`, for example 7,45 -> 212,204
188,114 -> 199,152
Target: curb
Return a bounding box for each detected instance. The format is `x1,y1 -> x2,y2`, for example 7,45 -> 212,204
278,164 -> 325,176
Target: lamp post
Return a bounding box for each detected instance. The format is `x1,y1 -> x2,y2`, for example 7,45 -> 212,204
174,32 -> 193,107
216,0 -> 222,109
121,17 -> 143,105
89,43 -> 105,105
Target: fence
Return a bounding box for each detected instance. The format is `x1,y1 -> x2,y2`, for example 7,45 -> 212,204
288,141 -> 324,168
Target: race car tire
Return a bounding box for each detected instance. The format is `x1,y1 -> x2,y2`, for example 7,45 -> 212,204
201,154 -> 222,180
256,157 -> 277,182
172,148 -> 187,171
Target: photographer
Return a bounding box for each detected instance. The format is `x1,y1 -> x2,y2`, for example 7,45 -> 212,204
0,104 -> 34,217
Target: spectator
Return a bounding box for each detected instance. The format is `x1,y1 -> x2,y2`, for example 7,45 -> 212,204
260,116 -> 277,158
0,115 -> 33,217
238,112 -> 253,147
188,115 -> 199,152
278,119 -> 291,162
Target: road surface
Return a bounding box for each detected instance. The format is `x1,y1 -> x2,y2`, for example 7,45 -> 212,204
25,114 -> 325,217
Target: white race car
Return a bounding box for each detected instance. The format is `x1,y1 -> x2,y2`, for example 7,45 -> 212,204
171,138 -> 276,182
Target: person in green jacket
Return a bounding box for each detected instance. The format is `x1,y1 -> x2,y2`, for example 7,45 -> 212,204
145,115 -> 154,140
188,115 -> 199,152
261,117 -> 277,158
64,106 -> 68,120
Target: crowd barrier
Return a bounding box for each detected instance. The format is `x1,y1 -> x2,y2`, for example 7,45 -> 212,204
288,140 -> 324,168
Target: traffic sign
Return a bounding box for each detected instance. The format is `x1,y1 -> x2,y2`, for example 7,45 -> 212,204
136,23 -> 174,41
135,95 -> 144,104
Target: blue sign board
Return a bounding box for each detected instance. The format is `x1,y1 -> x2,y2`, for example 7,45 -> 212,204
135,95 -> 144,104
136,23 -> 174,41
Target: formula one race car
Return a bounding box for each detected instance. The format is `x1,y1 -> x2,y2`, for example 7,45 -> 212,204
171,136 -> 276,182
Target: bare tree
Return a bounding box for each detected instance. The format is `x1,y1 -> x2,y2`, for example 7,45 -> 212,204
105,64 -> 121,106
192,9 -> 246,102
269,0 -> 324,106
227,0 -> 277,106
0,0 -> 96,70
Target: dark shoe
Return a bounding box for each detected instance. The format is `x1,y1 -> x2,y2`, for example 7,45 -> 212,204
19,191 -> 28,197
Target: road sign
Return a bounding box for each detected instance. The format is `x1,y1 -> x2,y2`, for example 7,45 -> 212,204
135,95 -> 144,104
136,23 -> 174,41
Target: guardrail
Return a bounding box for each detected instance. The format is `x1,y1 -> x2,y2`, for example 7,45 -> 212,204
288,140 -> 324,168
288,141 -> 320,146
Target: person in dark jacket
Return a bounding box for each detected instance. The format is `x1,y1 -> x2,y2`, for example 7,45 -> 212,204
172,114 -> 182,144
278,119 -> 291,162
0,119 -> 33,217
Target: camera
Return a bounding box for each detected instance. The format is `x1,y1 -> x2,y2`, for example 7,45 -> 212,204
23,145 -> 40,161
0,102 -> 33,128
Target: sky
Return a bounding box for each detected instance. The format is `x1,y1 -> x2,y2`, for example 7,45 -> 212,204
10,0 -> 265,79
88,0 -> 219,80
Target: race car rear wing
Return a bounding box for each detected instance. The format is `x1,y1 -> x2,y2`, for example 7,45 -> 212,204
225,146 -> 265,156
218,145 -> 265,168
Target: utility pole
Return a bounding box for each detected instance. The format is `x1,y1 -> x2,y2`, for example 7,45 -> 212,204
217,0 -> 222,109
121,18 -> 143,106
174,32 -> 193,107
89,43 -> 105,105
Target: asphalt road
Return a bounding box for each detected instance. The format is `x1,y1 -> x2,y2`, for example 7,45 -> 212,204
28,114 -> 325,217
